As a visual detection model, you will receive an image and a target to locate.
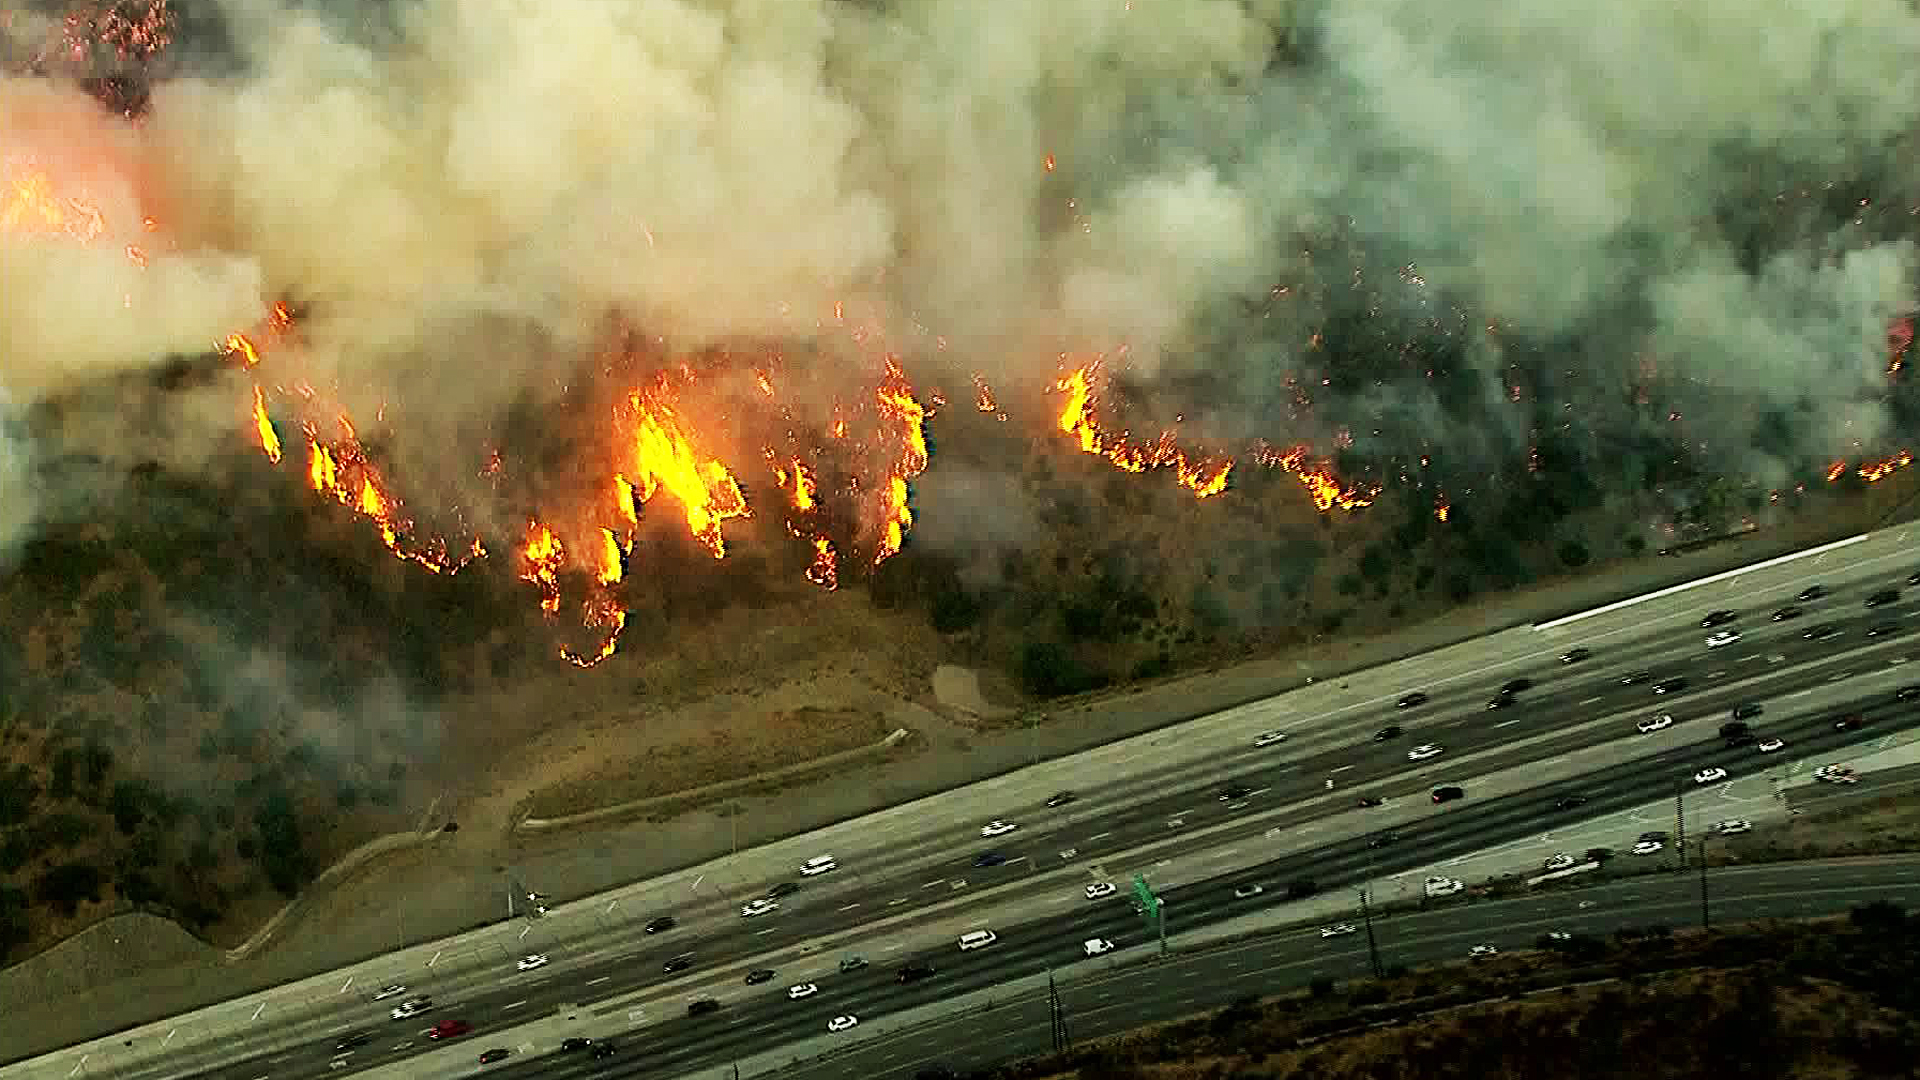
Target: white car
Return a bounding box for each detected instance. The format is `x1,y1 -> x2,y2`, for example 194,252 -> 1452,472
1813,764 -> 1858,784
1253,730 -> 1288,748
1758,737 -> 1786,753
1706,630 -> 1742,649
1320,923 -> 1357,938
370,984 -> 408,1002
389,999 -> 431,1021
1713,819 -> 1753,836
1084,882 -> 1117,901
1543,853 -> 1576,872
516,954 -> 549,972
1636,714 -> 1674,734
958,929 -> 998,951
1083,937 -> 1114,956
1468,944 -> 1498,958
979,820 -> 1019,838
1631,839 -> 1664,856
827,1015 -> 859,1033
1406,743 -> 1445,762
799,855 -> 838,877
741,898 -> 779,918
1424,876 -> 1465,898
1694,767 -> 1729,784
787,983 -> 819,1000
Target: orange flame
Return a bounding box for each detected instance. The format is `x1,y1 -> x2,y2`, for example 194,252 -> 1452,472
872,358 -> 929,565
973,374 -> 1003,416
561,599 -> 628,668
1856,450 -> 1915,483
595,528 -> 625,585
520,523 -> 565,614
1,170 -> 106,241
806,536 -> 840,591
251,386 -> 281,464
625,387 -> 750,558
1826,460 -> 1847,483
1251,443 -> 1378,511
1051,362 -> 1237,500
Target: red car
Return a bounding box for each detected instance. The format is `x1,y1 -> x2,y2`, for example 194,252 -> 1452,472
428,1019 -> 470,1040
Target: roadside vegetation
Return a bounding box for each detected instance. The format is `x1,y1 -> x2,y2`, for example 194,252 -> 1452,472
983,903 -> 1920,1080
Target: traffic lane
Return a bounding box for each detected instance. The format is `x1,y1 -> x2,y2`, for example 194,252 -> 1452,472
760,861 -> 1920,1080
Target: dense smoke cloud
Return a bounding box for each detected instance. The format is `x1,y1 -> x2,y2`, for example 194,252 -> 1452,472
3,0 -> 1920,554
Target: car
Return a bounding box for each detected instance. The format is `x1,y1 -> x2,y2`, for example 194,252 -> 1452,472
787,983 -> 819,1000
828,1015 -> 860,1033
591,1043 -> 617,1059
516,953 -> 548,972
663,954 -> 695,974
897,961 -> 937,983
1396,692 -> 1429,709
1501,677 -> 1534,693
1083,937 -> 1114,956
687,998 -> 721,1017
1468,944 -> 1499,958
1701,610 -> 1737,627
1706,629 -> 1742,648
1798,584 -> 1828,602
1620,670 -> 1653,685
972,852 -> 1007,867
1770,606 -> 1802,622
838,955 -> 868,974
767,881 -> 802,898
1544,853 -> 1577,872
1909,570 -> 1920,587
1407,743 -> 1445,761
800,855 -> 838,877
1085,882 -> 1117,900
1897,686 -> 1920,703
1253,729 -> 1289,748
426,1019 -> 468,1040
1045,791 -> 1078,808
390,999 -> 433,1021
741,898 -> 779,917
1713,819 -> 1753,836
1652,677 -> 1688,694
1553,794 -> 1589,811
1424,876 -> 1465,897
1732,702 -> 1764,721
1804,623 -> 1842,641
1558,648 -> 1590,664
1636,714 -> 1674,734
1431,785 -> 1465,804
370,984 -> 408,1002
979,819 -> 1019,838
958,930 -> 998,951
1486,692 -> 1516,710
1867,622 -> 1899,637
1758,737 -> 1786,753
1373,725 -> 1404,741
1719,720 -> 1752,740
1638,829 -> 1670,844
1233,884 -> 1265,899
1694,767 -> 1729,784
1631,839 -> 1664,856
1813,764 -> 1858,784
1725,731 -> 1758,748
479,1048 -> 511,1064
1286,880 -> 1320,899
745,968 -> 776,985
1544,931 -> 1574,942
1320,922 -> 1358,938
333,1032 -> 373,1053
1356,796 -> 1385,808
1866,588 -> 1901,608
1833,714 -> 1865,732
1367,831 -> 1401,848
1217,784 -> 1255,802
560,1037 -> 593,1052
645,915 -> 676,933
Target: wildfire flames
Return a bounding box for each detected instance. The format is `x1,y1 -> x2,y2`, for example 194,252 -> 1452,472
1831,450 -> 1916,484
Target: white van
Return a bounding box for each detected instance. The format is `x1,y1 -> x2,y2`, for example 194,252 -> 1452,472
800,855 -> 838,877
1082,938 -> 1113,957
958,930 -> 998,952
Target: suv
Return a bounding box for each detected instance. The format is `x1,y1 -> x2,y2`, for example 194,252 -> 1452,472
332,1032 -> 373,1054
1866,588 -> 1901,608
838,956 -> 868,974
1432,785 -> 1465,804
897,961 -> 937,984
687,998 -> 721,1017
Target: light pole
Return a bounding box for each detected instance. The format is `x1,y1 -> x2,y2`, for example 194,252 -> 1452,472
1698,837 -> 1711,928
1359,887 -> 1383,979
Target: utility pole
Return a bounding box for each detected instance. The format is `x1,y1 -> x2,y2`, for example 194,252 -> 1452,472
1698,837 -> 1710,929
1157,901 -> 1167,955
1359,887 -> 1383,979
1674,781 -> 1686,870
1047,967 -> 1069,1052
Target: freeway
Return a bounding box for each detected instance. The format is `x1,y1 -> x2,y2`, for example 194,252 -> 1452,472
754,857 -> 1920,1080
20,545 -> 1920,1080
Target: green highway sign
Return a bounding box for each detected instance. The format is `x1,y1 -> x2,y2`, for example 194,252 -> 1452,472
1131,874 -> 1159,919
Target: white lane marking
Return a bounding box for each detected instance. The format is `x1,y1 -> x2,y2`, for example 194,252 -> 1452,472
1327,766 -> 1355,775
1879,735 -> 1897,749
1495,719 -> 1521,728
1790,689 -> 1814,698
1219,849 -> 1238,857
1156,859 -> 1172,867
504,1000 -> 526,1011
1708,670 -> 1727,679
250,1003 -> 266,1021
518,924 -> 531,940
1170,808 -> 1195,818
1893,657 -> 1910,665
1534,533 -> 1866,629
588,976 -> 610,985
1167,818 -> 1186,828
1769,655 -> 1787,664
1578,696 -> 1602,705
922,881 -> 945,889
839,903 -> 862,911
339,975 -> 354,994
164,1030 -> 176,1045
757,927 -> 778,935
1829,671 -> 1853,682
66,1056 -> 87,1077
605,901 -> 618,915
888,898 -> 909,907
627,1007 -> 646,1022
1088,832 -> 1112,841
690,874 -> 705,892
429,950 -> 442,967
1250,786 -> 1273,794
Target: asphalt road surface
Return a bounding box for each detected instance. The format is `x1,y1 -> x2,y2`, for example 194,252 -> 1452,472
424,857 -> 1920,1080
45,566 -> 1920,1080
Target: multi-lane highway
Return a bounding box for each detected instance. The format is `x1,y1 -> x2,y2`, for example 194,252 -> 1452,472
10,535 -> 1920,1080
156,571 -> 1920,1080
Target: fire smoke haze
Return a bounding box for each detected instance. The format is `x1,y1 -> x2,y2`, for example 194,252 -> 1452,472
6,0 -> 1920,557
